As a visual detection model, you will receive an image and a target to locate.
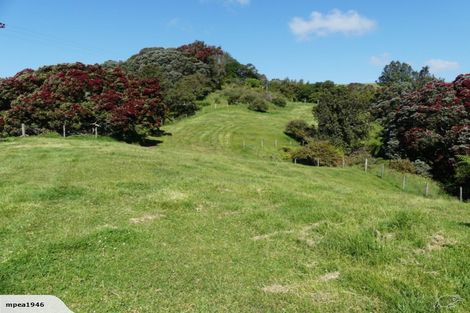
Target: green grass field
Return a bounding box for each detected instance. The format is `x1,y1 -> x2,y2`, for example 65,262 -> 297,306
1,102 -> 469,312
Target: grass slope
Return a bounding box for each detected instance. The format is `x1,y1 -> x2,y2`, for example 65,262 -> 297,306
0,103 -> 469,312
164,102 -> 314,159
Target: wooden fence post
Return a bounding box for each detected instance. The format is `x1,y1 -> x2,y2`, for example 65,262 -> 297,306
380,164 -> 385,179
402,176 -> 406,191
425,182 -> 429,197
21,123 -> 25,137
365,158 -> 368,173
342,156 -> 345,168
460,186 -> 464,202
294,158 -> 297,164
63,123 -> 66,138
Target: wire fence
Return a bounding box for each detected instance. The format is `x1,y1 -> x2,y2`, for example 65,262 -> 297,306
11,123 -> 467,202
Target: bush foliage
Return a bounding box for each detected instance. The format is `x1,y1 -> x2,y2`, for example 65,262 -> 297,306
271,95 -> 287,107
388,159 -> 416,175
291,140 -> 342,167
221,85 -> 271,112
284,119 -> 315,144
453,156 -> 470,199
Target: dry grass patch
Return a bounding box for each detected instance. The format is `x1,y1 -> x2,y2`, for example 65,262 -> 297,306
318,271 -> 340,282
129,213 -> 165,224
416,232 -> 457,253
261,284 -> 291,294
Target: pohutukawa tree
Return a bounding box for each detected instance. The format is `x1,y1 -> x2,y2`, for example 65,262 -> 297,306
382,74 -> 470,183
0,63 -> 167,141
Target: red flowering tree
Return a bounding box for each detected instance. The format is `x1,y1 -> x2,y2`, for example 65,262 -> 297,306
177,40 -> 226,89
0,69 -> 46,110
383,74 -> 470,183
0,63 -> 166,141
177,41 -> 223,63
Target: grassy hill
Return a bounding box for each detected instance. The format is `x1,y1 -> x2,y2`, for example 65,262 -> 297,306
0,102 -> 469,312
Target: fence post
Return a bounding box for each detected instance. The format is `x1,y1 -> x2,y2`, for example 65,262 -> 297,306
63,123 -> 66,138
425,182 -> 429,197
317,158 -> 320,167
294,158 -> 297,164
21,123 -> 25,137
342,156 -> 345,168
380,164 -> 385,179
365,158 -> 368,173
402,176 -> 406,191
460,186 -> 464,202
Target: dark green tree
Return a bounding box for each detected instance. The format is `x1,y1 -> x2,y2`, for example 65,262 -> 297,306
415,65 -> 435,88
377,61 -> 417,86
315,85 -> 372,152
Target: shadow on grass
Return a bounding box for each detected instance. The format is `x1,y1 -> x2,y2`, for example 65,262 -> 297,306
139,138 -> 163,147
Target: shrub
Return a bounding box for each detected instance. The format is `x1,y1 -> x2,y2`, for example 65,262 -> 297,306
389,159 -> 416,174
244,78 -> 263,89
444,156 -> 470,199
285,119 -> 315,144
413,159 -> 432,177
247,97 -> 268,112
346,147 -> 373,166
272,95 -> 287,107
239,91 -> 258,104
169,102 -> 198,118
291,140 -> 342,167
223,86 -> 243,105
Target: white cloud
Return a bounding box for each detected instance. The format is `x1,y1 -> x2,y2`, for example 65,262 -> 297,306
370,52 -> 391,66
289,9 -> 376,40
426,59 -> 460,73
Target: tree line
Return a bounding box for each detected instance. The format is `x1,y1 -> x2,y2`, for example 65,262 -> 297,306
0,41 -> 263,142
281,61 -> 469,198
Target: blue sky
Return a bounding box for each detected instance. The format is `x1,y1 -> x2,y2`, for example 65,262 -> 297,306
0,0 -> 467,82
